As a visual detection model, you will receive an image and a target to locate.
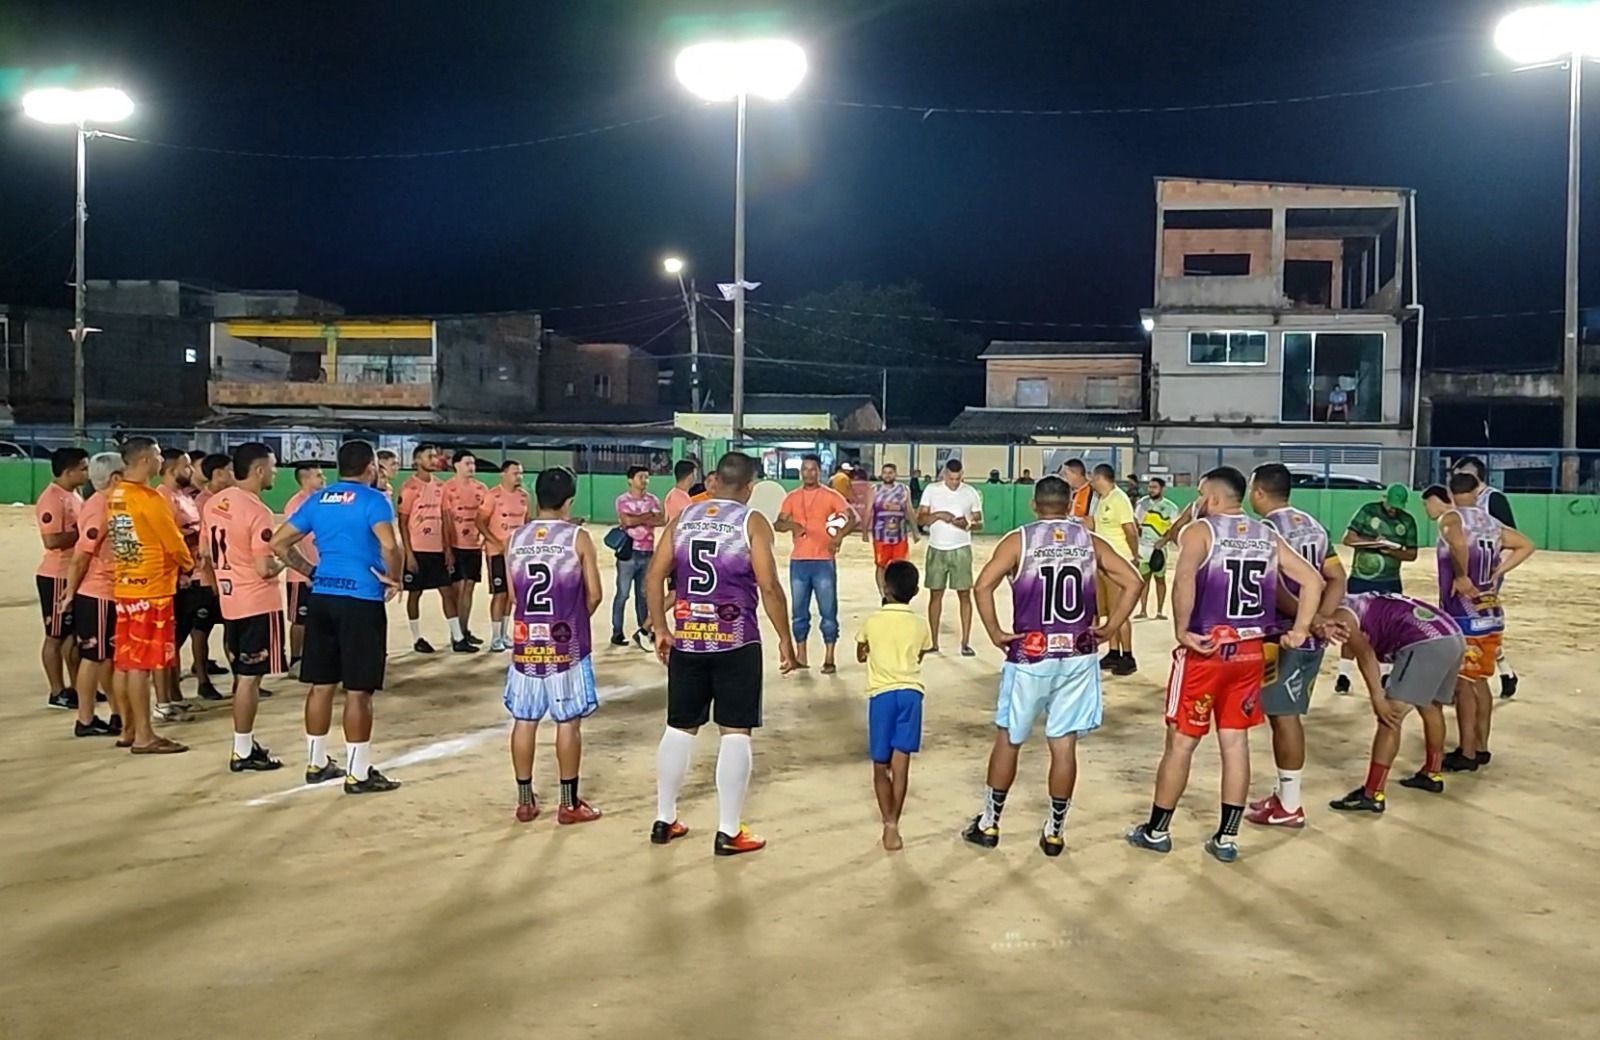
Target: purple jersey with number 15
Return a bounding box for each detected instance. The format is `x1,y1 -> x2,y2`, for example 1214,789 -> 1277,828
1007,519 -> 1098,663
1189,513 -> 1278,643
507,519 -> 590,677
672,499 -> 760,653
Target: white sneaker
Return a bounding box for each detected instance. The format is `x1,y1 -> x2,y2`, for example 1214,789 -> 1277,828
489,636 -> 509,653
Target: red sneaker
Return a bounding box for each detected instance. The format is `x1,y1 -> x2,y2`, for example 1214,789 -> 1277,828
650,819 -> 689,845
558,799 -> 602,825
714,825 -> 767,857
1245,794 -> 1305,828
1248,793 -> 1275,813
515,800 -> 540,823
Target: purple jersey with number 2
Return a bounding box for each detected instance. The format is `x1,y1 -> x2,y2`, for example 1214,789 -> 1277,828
1343,592 -> 1461,662
1189,513 -> 1278,643
672,499 -> 760,652
1008,519 -> 1098,663
507,519 -> 590,677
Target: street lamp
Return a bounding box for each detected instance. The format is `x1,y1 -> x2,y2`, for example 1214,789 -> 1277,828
22,86 -> 135,441
662,256 -> 701,411
674,39 -> 806,436
1494,4 -> 1600,489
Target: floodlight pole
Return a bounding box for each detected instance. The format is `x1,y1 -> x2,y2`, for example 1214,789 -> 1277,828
1561,53 -> 1582,491
732,91 -> 748,440
72,124 -> 89,443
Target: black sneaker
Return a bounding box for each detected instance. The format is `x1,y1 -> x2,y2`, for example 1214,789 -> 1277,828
47,689 -> 77,711
1039,830 -> 1066,857
413,638 -> 436,654
206,661 -> 229,677
962,815 -> 1000,848
464,631 -> 485,647
651,819 -> 689,845
305,759 -> 346,785
1333,674 -> 1351,695
610,633 -> 628,647
229,743 -> 283,773
1328,787 -> 1385,813
96,690 -> 107,703
1442,749 -> 1479,773
1099,653 -> 1117,672
107,714 -> 123,736
1398,771 -> 1445,794
1499,673 -> 1518,699
197,682 -> 227,701
1477,750 -> 1492,766
452,639 -> 480,654
344,768 -> 401,794
633,628 -> 654,652
74,716 -> 115,738
1111,655 -> 1138,676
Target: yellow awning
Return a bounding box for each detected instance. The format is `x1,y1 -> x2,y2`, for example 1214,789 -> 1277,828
222,320 -> 433,340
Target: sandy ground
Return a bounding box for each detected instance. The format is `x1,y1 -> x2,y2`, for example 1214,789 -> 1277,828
2,508 -> 1598,1040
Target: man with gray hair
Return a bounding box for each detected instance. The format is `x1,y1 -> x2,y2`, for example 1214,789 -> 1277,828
58,452 -> 128,739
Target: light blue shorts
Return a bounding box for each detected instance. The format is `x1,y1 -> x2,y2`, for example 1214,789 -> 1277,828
504,658 -> 598,723
994,655 -> 1102,744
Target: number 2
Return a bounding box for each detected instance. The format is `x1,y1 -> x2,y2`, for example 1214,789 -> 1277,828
1224,558 -> 1268,617
687,539 -> 718,596
523,561 -> 553,614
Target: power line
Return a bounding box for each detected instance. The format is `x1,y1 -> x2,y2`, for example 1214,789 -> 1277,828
744,302 -> 985,366
746,298 -> 1138,331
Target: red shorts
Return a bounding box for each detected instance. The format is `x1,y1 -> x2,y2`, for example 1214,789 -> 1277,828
1164,640 -> 1266,738
873,540 -> 909,568
114,597 -> 178,673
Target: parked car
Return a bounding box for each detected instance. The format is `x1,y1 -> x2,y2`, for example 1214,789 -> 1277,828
1287,468 -> 1385,490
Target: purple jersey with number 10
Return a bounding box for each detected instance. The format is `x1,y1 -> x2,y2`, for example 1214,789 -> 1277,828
507,520 -> 590,677
1007,519 -> 1098,663
871,483 -> 910,544
1189,513 -> 1278,643
1344,592 -> 1461,662
672,499 -> 760,653
1264,505 -> 1330,651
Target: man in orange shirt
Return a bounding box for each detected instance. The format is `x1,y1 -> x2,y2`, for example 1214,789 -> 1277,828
399,444 -> 471,653
59,451 -> 125,737
203,443 -> 289,773
38,447 -> 88,711
282,462 -> 326,672
443,449 -> 488,647
775,454 -> 858,672
477,459 -> 530,653
108,436 -> 193,755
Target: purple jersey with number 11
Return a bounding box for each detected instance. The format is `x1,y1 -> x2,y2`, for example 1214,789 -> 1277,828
1007,519 -> 1098,663
1437,506 -> 1504,635
1264,505 -> 1330,651
1190,513 -> 1278,643
507,520 -> 590,677
672,499 -> 760,653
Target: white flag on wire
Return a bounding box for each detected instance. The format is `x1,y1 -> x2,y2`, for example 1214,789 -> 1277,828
716,280 -> 762,301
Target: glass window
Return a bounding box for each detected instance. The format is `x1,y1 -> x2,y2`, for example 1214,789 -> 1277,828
1084,376 -> 1120,408
1279,332 -> 1384,423
183,348 -> 198,364
1187,330 -> 1266,365
593,374 -> 611,399
1015,378 -> 1049,408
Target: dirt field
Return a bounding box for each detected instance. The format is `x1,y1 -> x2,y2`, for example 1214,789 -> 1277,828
2,507 -> 1597,1040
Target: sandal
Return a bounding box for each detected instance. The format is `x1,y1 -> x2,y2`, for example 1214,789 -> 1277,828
130,736 -> 189,755
820,663 -> 837,675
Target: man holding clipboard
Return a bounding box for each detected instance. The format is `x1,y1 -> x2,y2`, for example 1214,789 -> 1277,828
1334,483 -> 1418,693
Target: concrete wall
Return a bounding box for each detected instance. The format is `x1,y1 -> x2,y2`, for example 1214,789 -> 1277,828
877,440 -> 1134,481
539,340 -> 658,411
983,356 -> 1142,410
434,314 -> 541,421
209,381 -> 431,409
9,307 -> 210,424
1159,229 -> 1343,289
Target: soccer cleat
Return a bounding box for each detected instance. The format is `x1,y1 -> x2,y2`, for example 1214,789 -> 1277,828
47,689 -> 77,711
464,631 -> 484,647
1499,673 -> 1518,700
488,636 -> 509,653
1329,787 -> 1386,813
1125,823 -> 1172,854
451,639 -> 479,654
1442,750 -> 1479,773
229,743 -> 283,773
74,716 -> 115,738
1204,837 -> 1240,863
305,759 -> 346,785
1039,830 -> 1065,857
1245,794 -> 1305,828
714,826 -> 766,856
152,703 -> 191,723
413,638 -> 436,654
197,682 -> 226,701
344,768 -> 401,794
962,816 -> 1000,849
650,819 -> 689,845
609,633 -> 628,647
1398,771 -> 1445,794
515,800 -> 539,823
558,799 -> 602,825
1333,674 -> 1351,695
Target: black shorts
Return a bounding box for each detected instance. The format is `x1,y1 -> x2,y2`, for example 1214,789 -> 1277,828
666,643 -> 763,730
287,582 -> 311,624
453,548 -> 483,584
74,594 -> 115,662
488,554 -> 509,595
404,551 -> 454,591
301,593 -> 388,692
224,612 -> 289,677
37,574 -> 74,638
175,585 -> 218,643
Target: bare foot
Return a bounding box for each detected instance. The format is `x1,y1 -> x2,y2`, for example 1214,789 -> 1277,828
881,824 -> 903,851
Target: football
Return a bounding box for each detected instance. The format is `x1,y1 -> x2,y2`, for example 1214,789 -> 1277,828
825,511 -> 850,537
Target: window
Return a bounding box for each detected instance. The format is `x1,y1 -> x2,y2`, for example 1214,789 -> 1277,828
593,373 -> 612,399
1285,259 -> 1333,307
1182,253 -> 1251,276
1084,376 -> 1120,408
184,348 -> 198,364
1015,378 -> 1049,408
1280,332 -> 1383,422
1188,330 -> 1267,366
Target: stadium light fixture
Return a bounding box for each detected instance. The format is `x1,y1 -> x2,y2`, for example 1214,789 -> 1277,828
662,256 -> 685,275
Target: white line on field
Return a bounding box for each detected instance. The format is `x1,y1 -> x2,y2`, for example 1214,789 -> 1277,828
244,682 -> 651,807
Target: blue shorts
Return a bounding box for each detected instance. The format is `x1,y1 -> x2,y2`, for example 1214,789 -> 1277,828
504,658 -> 598,723
995,655 -> 1102,744
867,688 -> 923,762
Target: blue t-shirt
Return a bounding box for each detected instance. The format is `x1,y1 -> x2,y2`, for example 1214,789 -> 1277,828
287,481 -> 395,602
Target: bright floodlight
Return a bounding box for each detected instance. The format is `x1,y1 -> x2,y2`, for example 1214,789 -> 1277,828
1141,316 -> 1156,333
22,87 -> 134,125
1495,4 -> 1600,64
663,256 -> 685,275
675,39 -> 807,102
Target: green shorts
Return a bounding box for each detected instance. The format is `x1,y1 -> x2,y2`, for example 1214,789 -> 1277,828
1139,547 -> 1169,578
924,545 -> 974,591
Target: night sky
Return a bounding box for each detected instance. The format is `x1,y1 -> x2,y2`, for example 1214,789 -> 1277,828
0,0 -> 1594,367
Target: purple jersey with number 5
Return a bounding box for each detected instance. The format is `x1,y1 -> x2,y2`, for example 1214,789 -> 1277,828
507,520 -> 589,677
1189,513 -> 1277,643
1436,506 -> 1504,634
1263,505 -> 1330,650
672,499 -> 759,652
1007,519 -> 1098,663
871,483 -> 910,544
1343,592 -> 1460,662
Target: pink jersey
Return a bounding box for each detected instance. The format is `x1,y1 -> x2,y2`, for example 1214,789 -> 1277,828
75,488 -> 116,600
480,484 -> 531,549
35,482 -> 81,578
282,488 -> 318,584
443,476 -> 486,550
398,474 -> 445,552
158,482 -> 205,586
202,487 -> 282,619
664,486 -> 693,522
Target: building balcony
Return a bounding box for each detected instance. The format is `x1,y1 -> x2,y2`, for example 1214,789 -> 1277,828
210,318 -> 435,412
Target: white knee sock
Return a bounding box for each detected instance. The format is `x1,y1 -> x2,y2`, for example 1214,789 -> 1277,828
1497,648 -> 1513,677
408,619 -> 422,641
1338,658 -> 1353,679
716,733 -> 753,837
1277,768 -> 1304,813
306,732 -> 328,769
346,741 -> 371,781
447,616 -> 465,642
655,728 -> 694,823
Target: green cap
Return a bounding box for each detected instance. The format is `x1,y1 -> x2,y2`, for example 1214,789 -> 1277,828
1384,483 -> 1408,508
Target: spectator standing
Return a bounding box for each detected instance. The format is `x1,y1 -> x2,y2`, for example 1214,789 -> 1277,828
612,465 -> 664,649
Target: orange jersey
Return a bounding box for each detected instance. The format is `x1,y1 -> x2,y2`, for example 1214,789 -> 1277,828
479,484 -> 531,550
202,487 -> 282,619
664,487 -> 693,522
443,475 -> 486,550
109,481 -> 193,599
281,488 -> 318,584
398,475 -> 445,552
35,482 -> 81,578
75,488 -> 116,599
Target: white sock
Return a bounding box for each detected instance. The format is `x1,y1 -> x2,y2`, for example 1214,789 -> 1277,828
1338,658 -> 1353,679
346,741 -> 371,781
408,619 -> 422,641
1277,769 -> 1304,813
715,733 -> 753,837
448,616 -> 465,642
1380,662 -> 1393,678
233,731 -> 255,759
655,728 -> 694,823
306,732 -> 327,768
1497,649 -> 1514,677
495,617 -> 508,641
